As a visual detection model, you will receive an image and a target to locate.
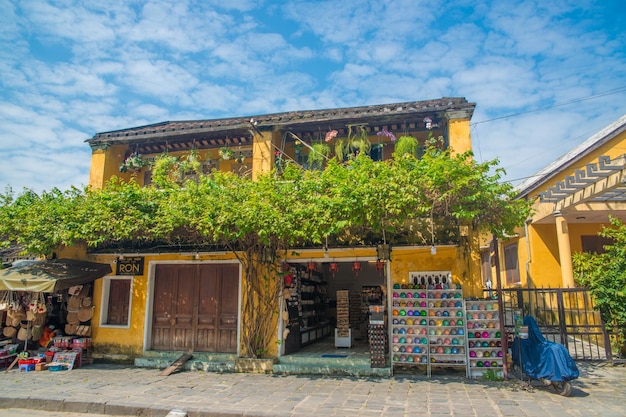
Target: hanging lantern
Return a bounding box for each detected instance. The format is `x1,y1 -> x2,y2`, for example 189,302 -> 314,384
329,262 -> 339,278
376,260 -> 386,277
352,261 -> 362,277
307,262 -> 316,272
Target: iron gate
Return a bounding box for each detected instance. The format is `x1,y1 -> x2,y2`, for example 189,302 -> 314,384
486,287 -> 612,361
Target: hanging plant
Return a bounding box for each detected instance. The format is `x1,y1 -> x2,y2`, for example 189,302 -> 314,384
219,147 -> 234,160
348,125 -> 371,156
394,136 -> 419,158
307,143 -> 330,169
177,149 -> 202,174
119,152 -> 147,172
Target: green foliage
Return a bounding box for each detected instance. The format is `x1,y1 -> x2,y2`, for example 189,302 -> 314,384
573,216 -> 626,347
482,369 -> 504,381
307,143 -> 330,169
394,136 -> 419,158
0,149 -> 531,357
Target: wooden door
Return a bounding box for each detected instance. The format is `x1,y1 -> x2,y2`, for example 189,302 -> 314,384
151,264 -> 239,352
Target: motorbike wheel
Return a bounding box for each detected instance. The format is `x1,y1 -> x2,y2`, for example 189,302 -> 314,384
552,381 -> 572,397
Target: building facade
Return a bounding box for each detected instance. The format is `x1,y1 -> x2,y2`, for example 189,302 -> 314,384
486,114 -> 626,289
76,98 -> 486,370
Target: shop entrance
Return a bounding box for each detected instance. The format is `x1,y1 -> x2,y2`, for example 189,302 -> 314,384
151,263 -> 239,353
283,261 -> 387,357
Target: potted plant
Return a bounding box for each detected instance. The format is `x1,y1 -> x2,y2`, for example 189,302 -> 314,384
219,147 -> 234,160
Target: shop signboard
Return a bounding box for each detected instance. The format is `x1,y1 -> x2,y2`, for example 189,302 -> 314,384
116,257 -> 144,276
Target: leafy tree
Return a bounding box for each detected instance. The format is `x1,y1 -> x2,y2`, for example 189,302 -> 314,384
573,216 -> 626,353
0,146 -> 531,358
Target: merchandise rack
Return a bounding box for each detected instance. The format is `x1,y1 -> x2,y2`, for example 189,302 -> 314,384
465,299 -> 504,378
391,271 -> 468,377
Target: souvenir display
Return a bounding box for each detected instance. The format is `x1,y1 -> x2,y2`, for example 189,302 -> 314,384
392,271 -> 467,377
465,299 -> 503,378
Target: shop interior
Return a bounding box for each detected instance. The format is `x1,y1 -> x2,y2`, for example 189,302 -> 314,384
282,260 -> 387,357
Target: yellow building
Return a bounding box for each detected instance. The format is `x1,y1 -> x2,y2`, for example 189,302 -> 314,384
76,98 -> 484,373
486,114 -> 626,290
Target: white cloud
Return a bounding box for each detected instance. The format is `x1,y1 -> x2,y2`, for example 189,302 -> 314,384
0,0 -> 624,194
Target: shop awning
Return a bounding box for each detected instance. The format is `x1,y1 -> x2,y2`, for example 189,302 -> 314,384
0,258 -> 112,292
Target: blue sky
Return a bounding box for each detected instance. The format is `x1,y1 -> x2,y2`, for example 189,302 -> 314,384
1,0 -> 625,193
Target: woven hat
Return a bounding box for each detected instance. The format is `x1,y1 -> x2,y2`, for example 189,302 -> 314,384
81,296 -> 92,307
3,326 -> 16,338
78,306 -> 94,322
66,311 -> 80,324
67,296 -> 81,312
10,317 -> 21,327
65,323 -> 78,335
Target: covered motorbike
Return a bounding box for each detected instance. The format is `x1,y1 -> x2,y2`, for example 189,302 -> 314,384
511,316 -> 579,396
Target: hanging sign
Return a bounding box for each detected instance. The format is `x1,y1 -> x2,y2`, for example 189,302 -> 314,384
116,256 -> 144,276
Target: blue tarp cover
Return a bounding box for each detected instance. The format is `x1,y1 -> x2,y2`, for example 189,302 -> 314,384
511,316 -> 579,382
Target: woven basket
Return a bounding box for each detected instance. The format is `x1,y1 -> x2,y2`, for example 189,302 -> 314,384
17,326 -> 31,341
66,311 -> 80,325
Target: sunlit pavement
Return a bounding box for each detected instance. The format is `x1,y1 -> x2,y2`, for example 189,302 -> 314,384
0,362 -> 624,417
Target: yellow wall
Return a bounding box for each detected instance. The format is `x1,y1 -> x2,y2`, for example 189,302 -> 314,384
447,115 -> 472,155
88,251 -> 239,357
85,243 -> 483,358
508,127 -> 626,289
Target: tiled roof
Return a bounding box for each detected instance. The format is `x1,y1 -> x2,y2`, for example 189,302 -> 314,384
87,97 -> 475,153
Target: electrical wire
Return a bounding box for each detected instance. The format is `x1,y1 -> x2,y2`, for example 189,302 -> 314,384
471,86 -> 626,126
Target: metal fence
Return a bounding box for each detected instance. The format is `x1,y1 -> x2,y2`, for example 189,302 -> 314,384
485,287 -> 613,361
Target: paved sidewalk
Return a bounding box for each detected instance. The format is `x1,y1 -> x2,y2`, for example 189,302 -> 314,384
0,362 -> 624,417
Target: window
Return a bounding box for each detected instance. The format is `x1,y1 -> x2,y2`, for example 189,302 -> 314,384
503,243 -> 520,285
100,277 -> 132,327
480,251 -> 493,288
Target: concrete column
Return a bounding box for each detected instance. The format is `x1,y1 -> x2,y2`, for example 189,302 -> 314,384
553,211 -> 575,288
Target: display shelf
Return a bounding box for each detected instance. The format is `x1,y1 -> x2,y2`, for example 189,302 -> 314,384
391,271 -> 467,377
465,299 -> 504,378
283,265 -> 330,353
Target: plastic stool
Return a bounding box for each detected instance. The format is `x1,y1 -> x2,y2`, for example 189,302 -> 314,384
18,363 -> 34,372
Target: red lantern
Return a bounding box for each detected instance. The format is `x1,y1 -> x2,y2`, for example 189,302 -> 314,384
352,261 -> 361,277
376,260 -> 385,277
307,262 -> 316,272
329,262 -> 339,278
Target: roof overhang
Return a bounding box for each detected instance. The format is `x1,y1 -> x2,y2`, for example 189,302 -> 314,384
528,154 -> 626,224
86,98 -> 476,155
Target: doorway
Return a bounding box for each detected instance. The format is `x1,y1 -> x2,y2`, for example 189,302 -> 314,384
150,263 -> 239,352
